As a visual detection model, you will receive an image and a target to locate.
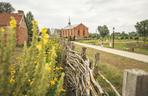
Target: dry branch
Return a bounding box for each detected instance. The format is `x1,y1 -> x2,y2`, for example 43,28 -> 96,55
61,40 -> 108,96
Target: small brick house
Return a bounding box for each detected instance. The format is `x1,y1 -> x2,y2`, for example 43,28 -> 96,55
60,20 -> 89,39
0,10 -> 28,45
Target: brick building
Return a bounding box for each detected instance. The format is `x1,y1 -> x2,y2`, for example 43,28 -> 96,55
60,20 -> 89,39
0,10 -> 28,45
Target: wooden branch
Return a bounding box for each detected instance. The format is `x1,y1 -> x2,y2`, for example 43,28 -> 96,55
98,72 -> 121,96
62,41 -> 108,96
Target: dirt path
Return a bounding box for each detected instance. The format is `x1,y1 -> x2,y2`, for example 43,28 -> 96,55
73,42 -> 148,63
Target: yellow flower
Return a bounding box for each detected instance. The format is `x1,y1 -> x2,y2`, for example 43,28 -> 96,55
50,80 -> 56,86
32,20 -> 38,26
36,43 -> 42,51
10,78 -> 15,84
41,27 -> 47,34
43,38 -> 48,45
60,88 -> 66,92
47,67 -> 51,73
28,79 -> 31,82
54,78 -> 57,82
42,33 -> 49,45
10,16 -> 16,29
0,27 -> 5,32
44,34 -> 49,38
30,81 -> 33,85
10,70 -> 16,74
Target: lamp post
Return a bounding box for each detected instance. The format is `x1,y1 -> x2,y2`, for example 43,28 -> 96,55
112,27 -> 115,48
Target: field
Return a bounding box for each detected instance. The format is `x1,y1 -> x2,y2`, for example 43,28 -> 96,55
78,39 -> 148,55
74,44 -> 148,95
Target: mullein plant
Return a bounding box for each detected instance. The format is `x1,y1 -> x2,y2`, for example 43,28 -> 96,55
0,18 -> 65,96
0,17 -> 16,96
13,20 -> 65,96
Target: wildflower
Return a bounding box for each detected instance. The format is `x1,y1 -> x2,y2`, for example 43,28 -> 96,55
36,43 -> 42,51
43,38 -> 48,45
10,78 -> 15,84
32,20 -> 38,26
30,81 -> 33,85
50,80 -> 56,86
28,79 -> 31,82
45,64 -> 52,73
60,88 -> 66,92
10,70 -> 16,74
10,17 -> 16,29
41,27 -> 47,34
0,27 -> 5,32
51,46 -> 57,58
32,20 -> 38,33
28,79 -> 33,85
47,67 -> 51,73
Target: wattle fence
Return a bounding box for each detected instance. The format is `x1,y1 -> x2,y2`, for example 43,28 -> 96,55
61,40 -> 148,96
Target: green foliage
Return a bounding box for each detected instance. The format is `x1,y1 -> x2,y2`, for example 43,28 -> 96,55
25,12 -> 35,43
0,2 -> 15,13
135,19 -> 148,42
97,25 -> 109,38
88,33 -> 100,39
0,18 -> 16,96
0,19 -> 65,96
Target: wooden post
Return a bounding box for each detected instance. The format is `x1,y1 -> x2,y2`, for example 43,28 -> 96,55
71,43 -> 75,50
81,47 -> 87,60
122,69 -> 148,96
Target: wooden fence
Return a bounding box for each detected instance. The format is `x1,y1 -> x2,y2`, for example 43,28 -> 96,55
61,40 -> 148,96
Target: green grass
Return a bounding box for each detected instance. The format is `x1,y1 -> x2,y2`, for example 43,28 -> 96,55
74,44 -> 148,95
97,63 -> 122,95
78,39 -> 148,55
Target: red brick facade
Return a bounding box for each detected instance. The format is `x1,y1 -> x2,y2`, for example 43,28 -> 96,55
60,23 -> 89,39
0,10 -> 28,45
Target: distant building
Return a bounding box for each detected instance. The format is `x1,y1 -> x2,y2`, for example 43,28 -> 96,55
0,10 -> 28,45
50,28 -> 61,38
60,19 -> 89,39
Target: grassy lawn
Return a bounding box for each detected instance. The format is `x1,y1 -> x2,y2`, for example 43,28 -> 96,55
78,39 -> 148,55
74,44 -> 148,95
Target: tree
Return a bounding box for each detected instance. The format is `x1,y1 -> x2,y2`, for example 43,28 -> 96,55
97,25 -> 109,38
128,31 -> 138,39
135,20 -> 148,42
25,11 -> 34,43
121,31 -> 128,39
88,33 -> 100,39
0,2 -> 15,13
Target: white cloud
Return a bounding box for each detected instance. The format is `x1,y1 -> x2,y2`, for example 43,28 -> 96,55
2,0 -> 148,33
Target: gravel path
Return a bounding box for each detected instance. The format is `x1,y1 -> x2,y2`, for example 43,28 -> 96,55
73,42 -> 148,63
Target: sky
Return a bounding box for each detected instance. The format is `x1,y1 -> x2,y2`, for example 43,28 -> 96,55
1,0 -> 148,33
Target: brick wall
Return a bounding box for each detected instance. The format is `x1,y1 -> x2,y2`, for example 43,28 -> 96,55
16,17 -> 28,45
61,24 -> 89,38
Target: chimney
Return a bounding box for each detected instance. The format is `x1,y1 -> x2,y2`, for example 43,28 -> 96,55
18,10 -> 24,15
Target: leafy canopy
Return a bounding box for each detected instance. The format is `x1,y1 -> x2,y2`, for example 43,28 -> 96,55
97,25 -> 109,38
0,2 -> 15,13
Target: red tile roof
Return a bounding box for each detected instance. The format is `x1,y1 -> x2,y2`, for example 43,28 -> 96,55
0,13 -> 23,26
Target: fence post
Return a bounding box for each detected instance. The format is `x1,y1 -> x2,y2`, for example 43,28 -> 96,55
122,69 -> 148,96
71,43 -> 75,50
81,47 -> 87,60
